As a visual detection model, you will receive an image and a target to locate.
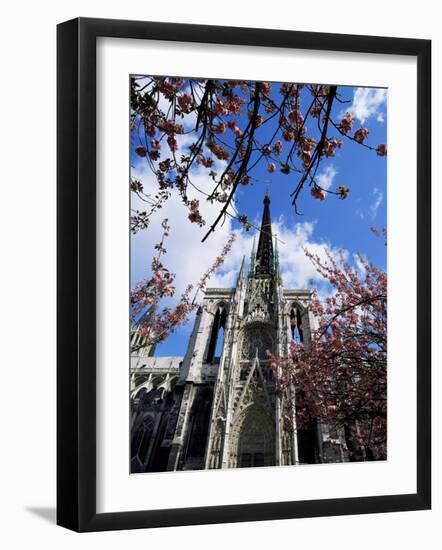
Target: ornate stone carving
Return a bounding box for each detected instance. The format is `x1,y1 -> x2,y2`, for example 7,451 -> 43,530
241,326 -> 273,360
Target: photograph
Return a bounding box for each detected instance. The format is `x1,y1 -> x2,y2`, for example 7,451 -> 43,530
0,0 -> 434,542
129,76 -> 387,473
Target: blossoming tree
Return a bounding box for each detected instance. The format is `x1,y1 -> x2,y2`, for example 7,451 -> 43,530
271,232 -> 387,461
130,219 -> 235,352
130,77 -> 387,238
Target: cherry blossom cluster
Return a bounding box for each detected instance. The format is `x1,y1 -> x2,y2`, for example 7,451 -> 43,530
270,239 -> 387,460
130,76 -> 387,239
130,220 -> 235,349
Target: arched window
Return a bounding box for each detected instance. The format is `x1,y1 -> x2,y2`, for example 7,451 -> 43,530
131,416 -> 154,463
206,305 -> 227,363
290,306 -> 304,343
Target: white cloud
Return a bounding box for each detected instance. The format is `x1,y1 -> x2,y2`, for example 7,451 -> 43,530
272,218 -> 348,291
370,187 -> 384,220
353,253 -> 367,277
316,165 -> 337,191
347,87 -> 387,125
131,163 -> 232,297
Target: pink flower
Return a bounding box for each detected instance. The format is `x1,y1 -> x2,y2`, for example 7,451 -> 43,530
322,138 -> 342,157
158,119 -> 184,135
227,120 -> 243,137
214,100 -> 228,116
144,122 -> 156,137
135,145 -> 147,157
167,135 -> 178,152
288,110 -> 304,127
354,127 -> 369,144
311,186 -> 326,201
211,122 -> 227,135
187,199 -> 205,226
196,155 -> 214,168
177,93 -> 193,113
207,140 -> 229,161
148,150 -> 160,161
300,150 -> 312,169
262,145 -> 271,157
273,140 -> 283,155
340,112 -> 354,134
260,81 -> 271,97
376,144 -> 387,156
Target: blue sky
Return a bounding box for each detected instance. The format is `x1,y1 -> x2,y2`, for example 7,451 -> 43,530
130,80 -> 387,356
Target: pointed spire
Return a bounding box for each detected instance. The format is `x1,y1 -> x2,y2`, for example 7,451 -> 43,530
237,255 -> 246,285
274,234 -> 281,280
255,193 -> 274,276
250,238 -> 256,274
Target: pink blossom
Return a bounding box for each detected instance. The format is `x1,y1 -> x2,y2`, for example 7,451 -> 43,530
177,93 -> 193,113
135,145 -> 147,157
227,120 -> 243,137
376,144 -> 387,156
311,186 -> 326,200
288,110 -> 304,127
354,127 -> 369,144
261,145 -> 271,157
273,141 -> 283,155
260,81 -> 271,97
158,119 -> 184,135
211,122 -> 227,135
196,155 -> 214,168
300,150 -> 312,169
167,135 -> 178,152
340,111 -> 354,134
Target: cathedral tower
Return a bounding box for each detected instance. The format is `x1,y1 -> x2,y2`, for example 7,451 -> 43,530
130,194 -> 347,472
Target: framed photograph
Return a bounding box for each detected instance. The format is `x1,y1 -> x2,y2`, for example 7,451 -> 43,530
57,17 -> 431,532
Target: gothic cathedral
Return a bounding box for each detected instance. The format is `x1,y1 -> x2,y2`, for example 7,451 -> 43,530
130,194 -> 348,473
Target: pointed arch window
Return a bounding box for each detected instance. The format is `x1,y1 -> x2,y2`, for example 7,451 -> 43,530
290,306 -> 304,343
206,305 -> 227,364
131,415 -> 154,464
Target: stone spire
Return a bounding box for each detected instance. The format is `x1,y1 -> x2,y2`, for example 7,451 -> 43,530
254,192 -> 274,276
249,237 -> 256,275
237,255 -> 246,286
274,234 -> 280,279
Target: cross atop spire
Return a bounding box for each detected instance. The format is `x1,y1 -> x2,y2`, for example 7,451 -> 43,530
254,193 -> 274,276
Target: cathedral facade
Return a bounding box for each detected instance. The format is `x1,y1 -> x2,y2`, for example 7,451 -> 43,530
130,194 -> 349,473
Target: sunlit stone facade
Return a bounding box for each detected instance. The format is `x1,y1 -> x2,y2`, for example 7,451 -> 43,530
130,194 -> 348,473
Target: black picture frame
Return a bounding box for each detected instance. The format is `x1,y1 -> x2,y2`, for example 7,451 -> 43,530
57,17 -> 431,532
